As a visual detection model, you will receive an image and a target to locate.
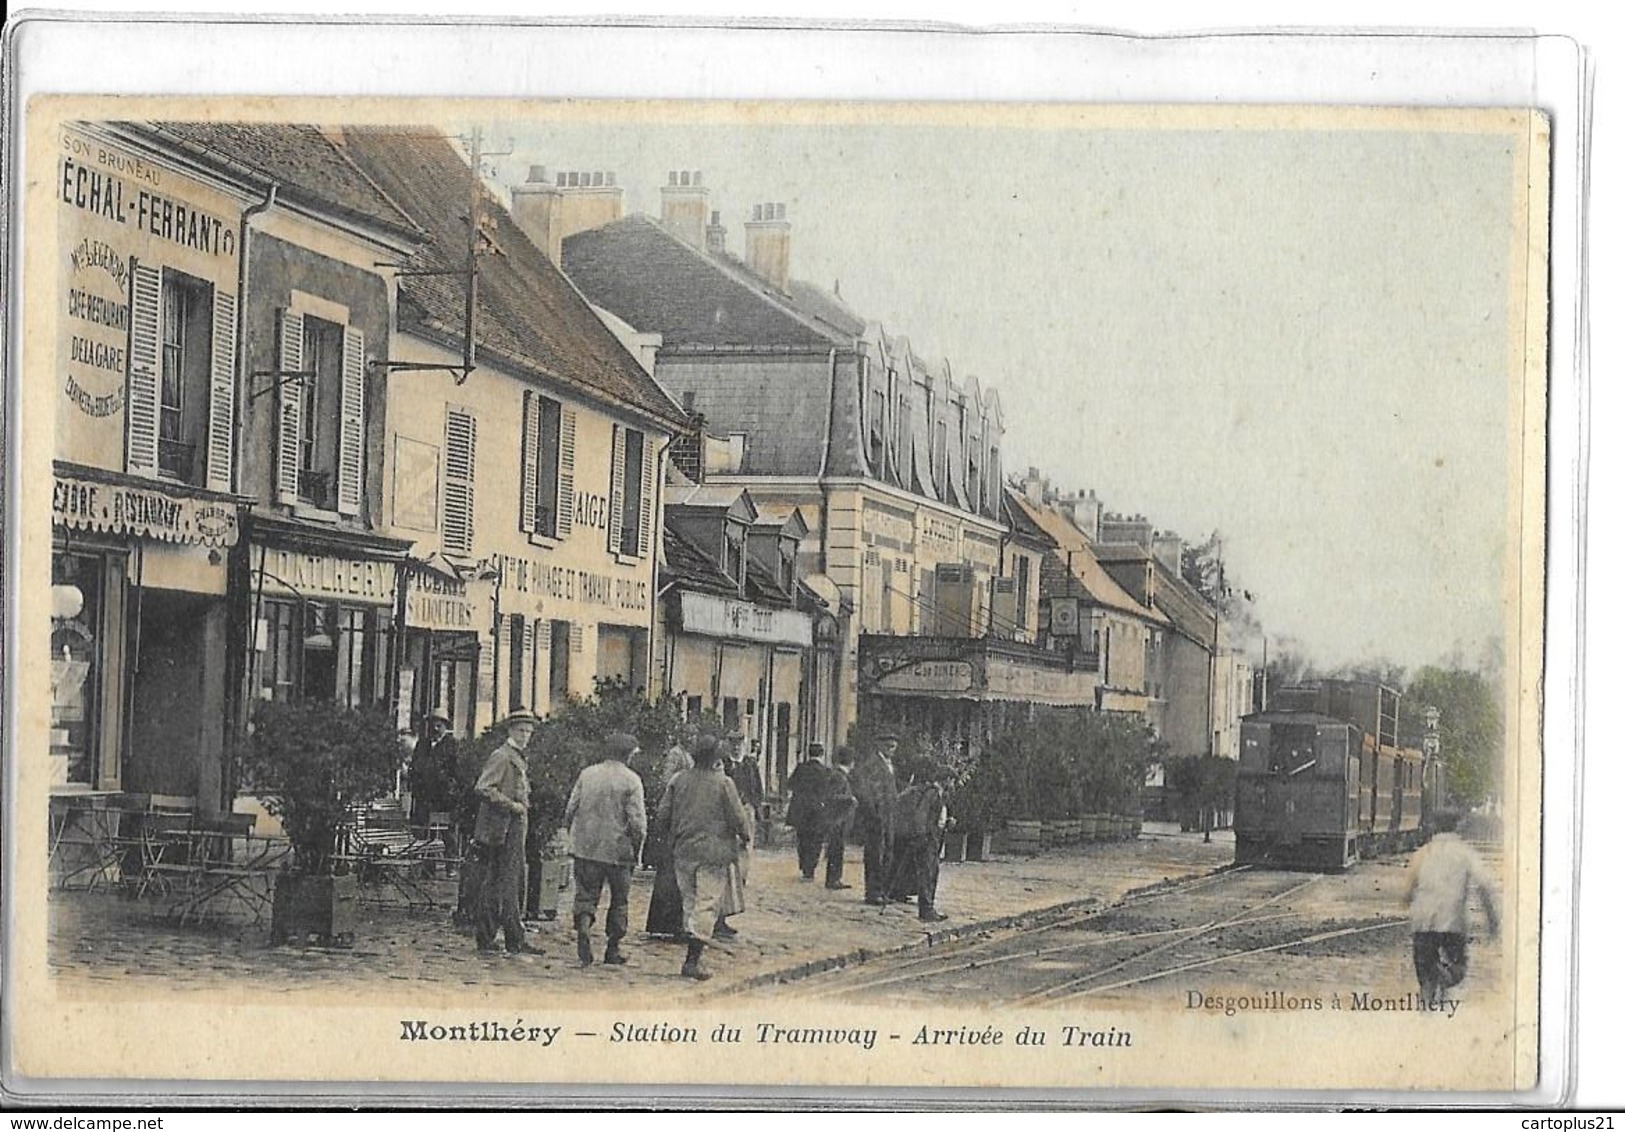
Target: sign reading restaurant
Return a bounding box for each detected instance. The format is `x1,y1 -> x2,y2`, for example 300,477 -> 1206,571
52,470 -> 239,548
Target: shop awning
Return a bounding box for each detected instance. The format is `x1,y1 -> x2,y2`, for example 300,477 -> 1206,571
53,461 -> 249,549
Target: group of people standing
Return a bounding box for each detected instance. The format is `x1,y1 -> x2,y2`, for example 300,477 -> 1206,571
784,731 -> 951,924
406,714 -> 947,981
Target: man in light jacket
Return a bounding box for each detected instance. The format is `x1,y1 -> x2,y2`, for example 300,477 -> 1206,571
1404,810 -> 1500,1006
657,735 -> 753,981
471,711 -> 543,955
563,731 -> 648,967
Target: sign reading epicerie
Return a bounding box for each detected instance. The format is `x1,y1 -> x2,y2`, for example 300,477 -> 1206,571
56,129 -> 241,462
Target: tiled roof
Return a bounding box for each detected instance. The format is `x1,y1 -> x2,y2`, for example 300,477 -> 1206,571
661,525 -> 737,597
1007,489 -> 1167,624
140,122 -> 420,243
563,216 -> 847,351
336,128 -> 688,430
1092,543 -> 1152,563
660,523 -> 795,609
1149,558 -> 1220,646
786,279 -> 867,339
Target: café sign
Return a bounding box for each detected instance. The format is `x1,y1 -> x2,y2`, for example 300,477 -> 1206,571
53,473 -> 239,548
871,659 -> 974,696
257,548 -> 395,605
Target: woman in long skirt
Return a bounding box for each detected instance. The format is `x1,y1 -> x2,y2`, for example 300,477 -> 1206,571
644,743 -> 693,939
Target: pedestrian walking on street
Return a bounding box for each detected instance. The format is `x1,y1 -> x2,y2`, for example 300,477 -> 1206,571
645,739 -> 696,939
470,711 -> 543,955
887,763 -> 950,923
564,731 -> 648,967
657,737 -> 753,981
1404,810 -> 1500,1006
785,744 -> 834,881
823,747 -> 858,890
851,731 -> 900,905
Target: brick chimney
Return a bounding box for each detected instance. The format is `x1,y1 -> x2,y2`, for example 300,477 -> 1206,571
1058,488 -> 1103,542
1152,530 -> 1183,575
660,170 -> 708,247
1099,511 -> 1154,551
511,166 -> 623,267
745,202 -> 791,291
705,209 -> 728,256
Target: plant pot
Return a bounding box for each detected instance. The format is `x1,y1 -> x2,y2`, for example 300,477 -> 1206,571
941,829 -> 967,863
964,828 -> 990,862
271,873 -> 359,947
1002,819 -> 1043,855
1081,813 -> 1104,841
1041,820 -> 1066,848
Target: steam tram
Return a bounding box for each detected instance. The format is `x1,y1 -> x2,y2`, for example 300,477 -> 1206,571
1234,679 -> 1439,871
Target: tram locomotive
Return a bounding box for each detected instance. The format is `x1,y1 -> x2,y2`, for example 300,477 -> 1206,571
1234,679 -> 1439,871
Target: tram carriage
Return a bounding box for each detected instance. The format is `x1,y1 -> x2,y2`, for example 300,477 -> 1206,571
1234,679 -> 1438,871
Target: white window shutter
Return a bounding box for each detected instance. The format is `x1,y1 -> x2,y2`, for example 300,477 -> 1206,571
125,262 -> 162,477
443,408 -> 476,555
556,407 -> 576,539
275,309 -> 305,504
337,325 -> 365,515
607,424 -> 625,554
204,289 -> 238,492
638,432 -> 655,557
519,390 -> 538,534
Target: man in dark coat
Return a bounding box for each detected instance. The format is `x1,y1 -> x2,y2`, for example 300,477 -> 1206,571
888,763 -> 950,922
850,732 -> 900,905
408,714 -> 461,877
785,745 -> 833,881
823,747 -> 858,890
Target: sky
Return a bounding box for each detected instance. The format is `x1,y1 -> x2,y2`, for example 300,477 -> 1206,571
476,109 -> 1527,674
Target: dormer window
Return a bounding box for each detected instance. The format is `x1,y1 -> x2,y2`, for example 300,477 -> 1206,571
779,539 -> 796,592
722,523 -> 745,594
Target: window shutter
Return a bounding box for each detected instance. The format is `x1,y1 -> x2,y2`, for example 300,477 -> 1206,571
607,424 -> 625,554
638,433 -> 655,557
443,408 -> 476,555
275,309 -> 305,504
204,289 -> 238,492
125,262 -> 162,477
519,390 -> 539,534
337,325 -> 365,515
556,407 -> 576,539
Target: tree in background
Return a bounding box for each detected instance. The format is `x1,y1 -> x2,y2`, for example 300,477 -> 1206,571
1402,664 -> 1502,807
1164,754 -> 1238,838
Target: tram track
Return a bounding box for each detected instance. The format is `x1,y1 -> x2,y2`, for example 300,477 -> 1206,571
790,863 -> 1412,1004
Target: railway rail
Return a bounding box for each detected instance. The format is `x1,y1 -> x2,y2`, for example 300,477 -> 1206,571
789,863 -> 1412,1004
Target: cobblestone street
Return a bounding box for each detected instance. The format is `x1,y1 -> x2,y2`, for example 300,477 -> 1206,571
49,826 -> 1236,998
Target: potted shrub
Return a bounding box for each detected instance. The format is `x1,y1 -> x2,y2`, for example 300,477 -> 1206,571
243,699 -> 401,946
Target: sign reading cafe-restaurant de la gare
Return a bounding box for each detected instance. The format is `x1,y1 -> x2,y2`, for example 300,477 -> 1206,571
55,126 -> 240,451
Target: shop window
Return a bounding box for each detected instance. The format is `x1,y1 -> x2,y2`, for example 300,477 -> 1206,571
507,614 -> 527,715
548,620 -> 571,701
257,598 -> 388,709
51,554 -> 104,787
298,317 -> 344,509
685,695 -> 703,720
157,270 -> 213,485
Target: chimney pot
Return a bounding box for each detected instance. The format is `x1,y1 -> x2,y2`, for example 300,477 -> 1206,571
592,171 -> 603,187
606,172 -> 616,186
694,170 -> 703,185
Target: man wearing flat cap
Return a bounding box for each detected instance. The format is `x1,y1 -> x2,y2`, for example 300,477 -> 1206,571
563,731 -> 648,967
471,711 -> 543,954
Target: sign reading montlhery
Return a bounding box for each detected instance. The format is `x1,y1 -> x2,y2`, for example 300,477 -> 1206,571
12,71 -> 1560,1109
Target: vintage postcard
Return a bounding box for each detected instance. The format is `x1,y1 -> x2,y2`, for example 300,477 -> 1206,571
6,54 -> 1557,1105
